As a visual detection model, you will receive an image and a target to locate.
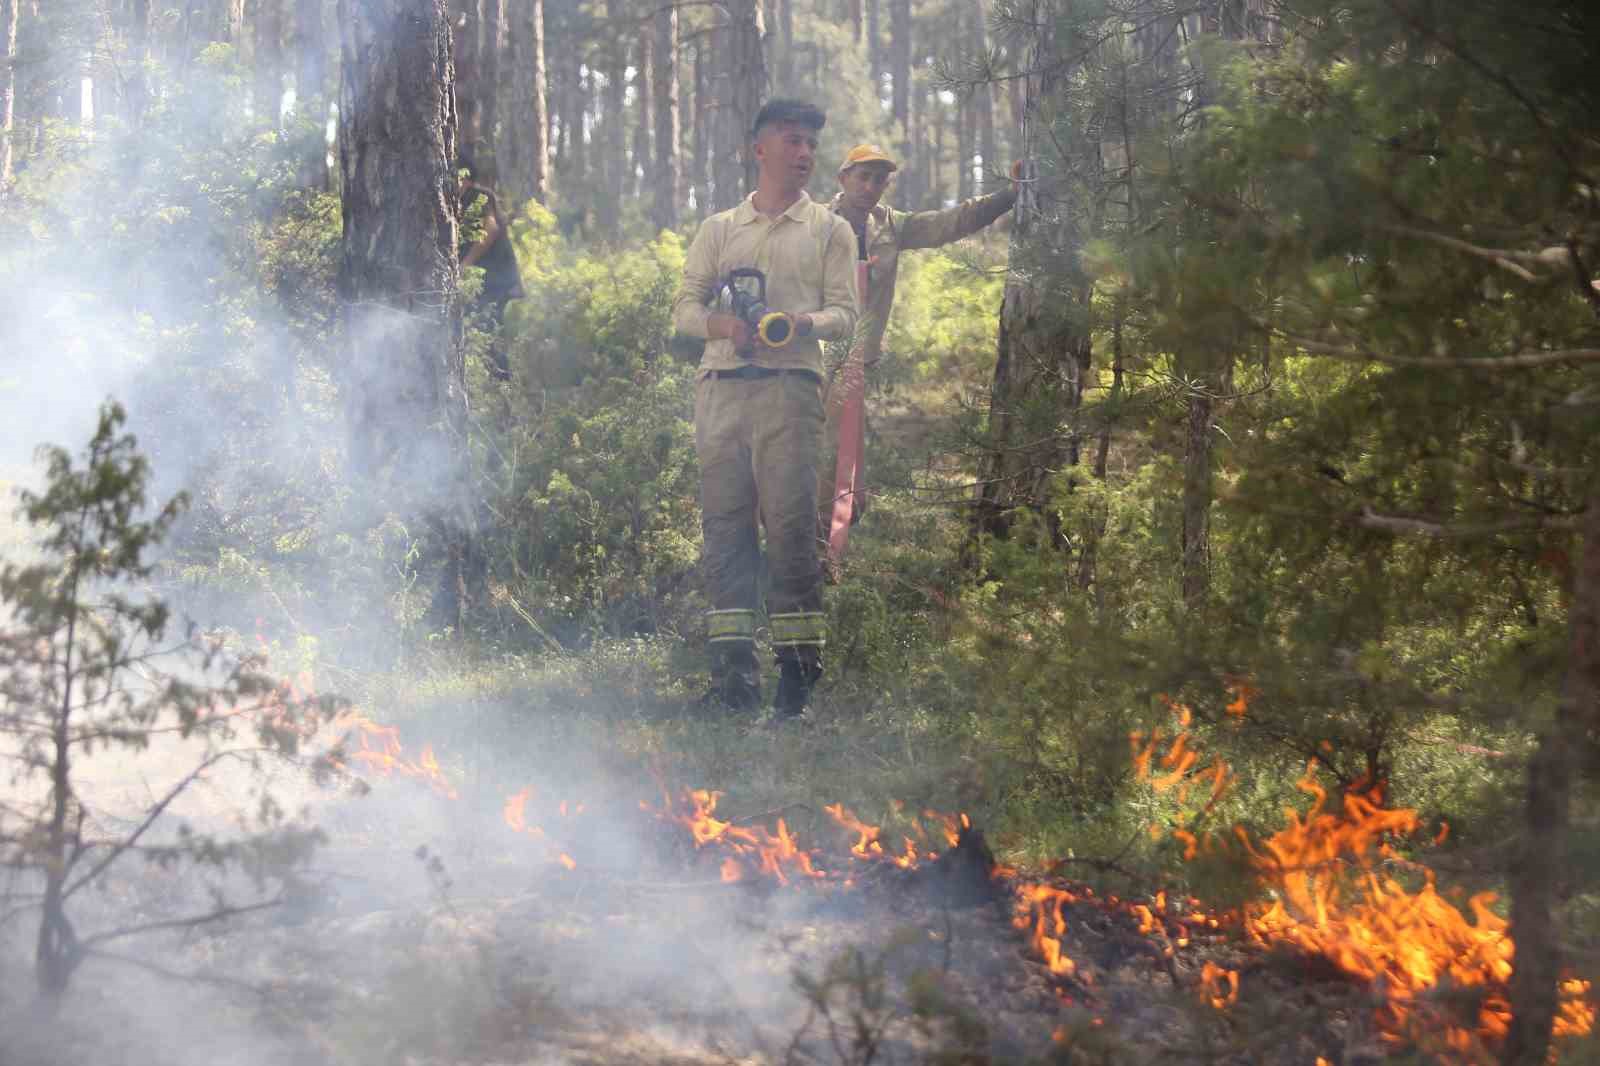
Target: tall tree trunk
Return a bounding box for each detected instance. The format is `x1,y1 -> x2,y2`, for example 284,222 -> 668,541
1180,374 -> 1213,608
295,0 -> 328,187
775,0 -> 792,91
866,0 -> 880,94
570,59 -> 587,192
254,0 -> 283,124
224,0 -> 245,43
1,0 -> 17,185
849,0 -> 861,44
595,0 -> 625,235
889,0 -> 908,144
970,6 -> 1089,555
651,2 -> 679,230
957,94 -> 973,200
336,0 -> 472,625
974,0 -> 996,182
715,0 -> 764,210
1505,491 -> 1600,1064
126,0 -> 151,122
453,0 -> 481,145
512,0 -> 548,202
295,0 -> 326,102
690,36 -> 708,216
480,0 -> 500,149
631,23 -> 652,201
1076,300 -> 1123,592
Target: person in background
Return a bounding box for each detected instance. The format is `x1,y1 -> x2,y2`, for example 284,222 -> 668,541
670,99 -> 860,718
457,147 -> 525,381
822,146 -> 1020,530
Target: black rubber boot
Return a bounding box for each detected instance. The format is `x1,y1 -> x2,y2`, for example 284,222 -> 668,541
702,645 -> 761,713
774,650 -> 822,719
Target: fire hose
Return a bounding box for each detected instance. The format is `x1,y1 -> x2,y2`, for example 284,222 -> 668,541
825,230 -> 871,566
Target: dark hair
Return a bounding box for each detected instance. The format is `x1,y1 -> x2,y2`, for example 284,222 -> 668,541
751,98 -> 826,140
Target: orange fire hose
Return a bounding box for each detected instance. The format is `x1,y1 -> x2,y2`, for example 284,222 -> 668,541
826,241 -> 871,565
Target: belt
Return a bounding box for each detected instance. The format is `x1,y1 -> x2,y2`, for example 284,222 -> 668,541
708,365 -> 820,382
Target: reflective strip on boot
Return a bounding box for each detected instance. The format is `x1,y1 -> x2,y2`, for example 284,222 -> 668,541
707,608 -> 758,645
769,611 -> 826,650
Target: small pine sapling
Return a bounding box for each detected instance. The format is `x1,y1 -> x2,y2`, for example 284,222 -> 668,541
0,401 -> 340,996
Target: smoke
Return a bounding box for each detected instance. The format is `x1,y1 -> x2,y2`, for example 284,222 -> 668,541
0,21 -> 967,1066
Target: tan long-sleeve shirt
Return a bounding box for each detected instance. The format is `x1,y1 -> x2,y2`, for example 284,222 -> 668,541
672,192 -> 859,377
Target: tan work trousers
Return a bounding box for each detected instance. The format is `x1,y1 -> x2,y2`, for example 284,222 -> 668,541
695,368 -> 827,649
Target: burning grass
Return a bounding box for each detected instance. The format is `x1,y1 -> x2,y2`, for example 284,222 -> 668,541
286,671 -> 1596,1064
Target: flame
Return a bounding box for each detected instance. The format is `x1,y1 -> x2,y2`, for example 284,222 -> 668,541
245,662 -> 1596,1060
823,802 -> 885,858
649,789 -> 827,884
331,711 -> 459,800
1199,962 -> 1239,1009
1130,694 -> 1593,1057
1233,769 -> 1594,1058
1013,882 -> 1079,977
503,787 -> 533,832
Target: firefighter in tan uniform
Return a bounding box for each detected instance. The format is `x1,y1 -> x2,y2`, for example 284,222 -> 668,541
672,99 -> 860,716
822,145 -> 1019,529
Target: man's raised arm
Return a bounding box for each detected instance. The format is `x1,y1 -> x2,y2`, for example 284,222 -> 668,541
898,186 -> 1018,252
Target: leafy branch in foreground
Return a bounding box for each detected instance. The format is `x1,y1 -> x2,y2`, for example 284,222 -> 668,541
0,400 -> 342,996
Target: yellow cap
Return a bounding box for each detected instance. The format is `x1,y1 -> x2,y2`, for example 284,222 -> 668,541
838,144 -> 899,174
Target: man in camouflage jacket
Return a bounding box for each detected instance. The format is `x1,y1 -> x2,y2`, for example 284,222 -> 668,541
823,145 -> 1018,530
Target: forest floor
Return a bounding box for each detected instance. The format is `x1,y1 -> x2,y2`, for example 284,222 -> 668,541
0,692 -> 1396,1066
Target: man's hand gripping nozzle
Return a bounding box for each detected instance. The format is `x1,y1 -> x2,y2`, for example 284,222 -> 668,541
720,268 -> 795,349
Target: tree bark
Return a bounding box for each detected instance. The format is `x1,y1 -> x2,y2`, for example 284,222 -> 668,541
512,0 -> 548,202
453,0 -> 481,146
690,35 -> 708,217
295,0 -> 327,106
775,0 -> 793,91
974,0 -> 996,181
714,0 -> 764,211
1505,491 -> 1600,1065
480,0 -> 501,149
957,93 -> 973,200
867,0 -> 880,93
254,0 -> 283,124
126,0 -> 152,122
849,0 -> 861,44
970,6 -> 1090,555
571,59 -> 588,192
295,0 -> 328,187
889,0 -> 908,139
595,0 -> 626,235
336,0 -> 472,626
651,2 -> 679,230
631,23 -> 652,201
1180,376 -> 1213,608
1,0 -> 17,185
1076,301 -> 1123,592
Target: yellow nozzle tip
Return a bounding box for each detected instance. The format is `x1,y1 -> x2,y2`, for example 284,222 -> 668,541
758,314 -> 793,347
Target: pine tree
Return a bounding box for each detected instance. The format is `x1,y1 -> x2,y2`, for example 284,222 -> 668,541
0,403 -> 332,996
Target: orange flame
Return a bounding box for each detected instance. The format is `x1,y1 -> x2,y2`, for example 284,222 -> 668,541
1013,882 -> 1079,977
823,802 -> 885,858
1199,962 -> 1239,1009
1234,769 -> 1594,1057
649,789 -> 827,884
332,712 -> 459,800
